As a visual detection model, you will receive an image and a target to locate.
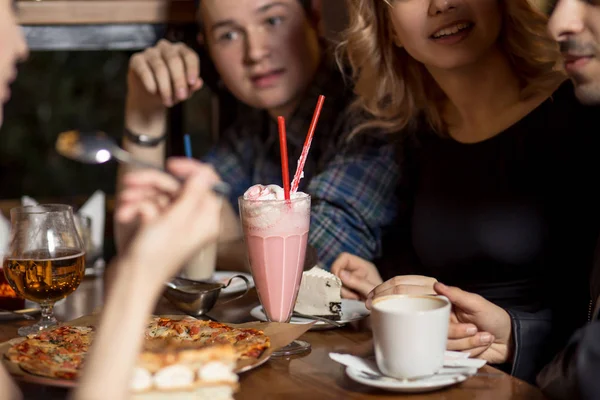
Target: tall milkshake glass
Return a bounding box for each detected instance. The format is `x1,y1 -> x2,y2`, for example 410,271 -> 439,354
239,194 -> 311,356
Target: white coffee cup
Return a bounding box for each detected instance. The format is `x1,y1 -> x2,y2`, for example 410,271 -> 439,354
371,294 -> 451,380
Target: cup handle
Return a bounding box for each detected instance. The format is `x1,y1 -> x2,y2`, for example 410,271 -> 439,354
216,275 -> 251,305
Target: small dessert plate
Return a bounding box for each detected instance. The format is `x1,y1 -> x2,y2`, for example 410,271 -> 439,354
212,272 -> 254,295
250,299 -> 370,330
0,308 -> 40,321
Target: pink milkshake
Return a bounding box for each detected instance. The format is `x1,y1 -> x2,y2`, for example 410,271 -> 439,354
239,185 -> 310,322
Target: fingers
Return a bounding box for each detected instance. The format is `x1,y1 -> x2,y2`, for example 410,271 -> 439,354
137,201 -> 162,224
116,169 -> 182,225
465,345 -> 492,359
129,40 -> 203,107
166,157 -> 220,182
158,40 -> 202,102
144,47 -> 173,106
434,282 -> 484,314
129,53 -> 157,95
331,253 -> 372,275
118,186 -> 172,206
331,253 -> 379,300
341,287 -> 361,301
450,312 -> 459,324
174,170 -> 220,211
162,45 -> 188,102
116,189 -> 172,225
178,42 -> 202,87
160,171 -> 223,247
390,275 -> 438,286
448,322 -> 478,340
447,332 -> 495,352
330,252 -> 348,276
366,284 -> 436,309
371,275 -> 437,298
340,273 -> 375,300
122,169 -> 181,195
366,276 -> 438,309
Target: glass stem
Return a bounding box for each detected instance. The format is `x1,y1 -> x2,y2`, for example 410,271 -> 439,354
39,302 -> 57,327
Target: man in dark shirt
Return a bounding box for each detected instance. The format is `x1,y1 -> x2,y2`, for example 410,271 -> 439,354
117,0 -> 399,269
535,1 -> 600,399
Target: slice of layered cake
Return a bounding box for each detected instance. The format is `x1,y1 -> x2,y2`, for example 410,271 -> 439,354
294,266 -> 342,320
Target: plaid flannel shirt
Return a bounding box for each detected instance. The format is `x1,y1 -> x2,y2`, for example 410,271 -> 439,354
202,62 -> 399,269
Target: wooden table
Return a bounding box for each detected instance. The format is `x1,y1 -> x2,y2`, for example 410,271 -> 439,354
0,276 -> 547,399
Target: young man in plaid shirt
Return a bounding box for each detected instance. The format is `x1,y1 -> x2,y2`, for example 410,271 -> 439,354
117,0 -> 399,270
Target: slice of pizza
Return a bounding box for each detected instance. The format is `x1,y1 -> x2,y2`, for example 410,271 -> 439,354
6,326 -> 94,380
131,339 -> 239,398
146,317 -> 228,341
144,317 -> 270,360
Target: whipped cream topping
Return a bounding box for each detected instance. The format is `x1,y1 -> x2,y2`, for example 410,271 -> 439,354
241,185 -> 310,232
243,184 -> 307,201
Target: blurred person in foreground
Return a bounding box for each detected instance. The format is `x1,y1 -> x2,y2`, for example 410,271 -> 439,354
116,0 -> 399,271
0,0 -> 28,397
0,2 -> 224,400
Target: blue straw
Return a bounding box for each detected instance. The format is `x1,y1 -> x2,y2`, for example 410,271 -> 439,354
183,134 -> 193,158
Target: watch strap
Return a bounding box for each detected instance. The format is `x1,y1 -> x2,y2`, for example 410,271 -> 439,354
124,127 -> 167,147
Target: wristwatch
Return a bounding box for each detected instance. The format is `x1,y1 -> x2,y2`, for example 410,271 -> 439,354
123,127 -> 168,147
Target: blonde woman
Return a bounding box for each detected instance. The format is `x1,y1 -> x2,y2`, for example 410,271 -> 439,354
332,0 -> 600,383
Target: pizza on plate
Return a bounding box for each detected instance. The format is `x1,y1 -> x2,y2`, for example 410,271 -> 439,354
4,317 -> 270,382
145,317 -> 270,359
5,325 -> 94,380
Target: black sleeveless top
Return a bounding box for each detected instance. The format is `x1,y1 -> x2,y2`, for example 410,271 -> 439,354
378,81 -> 600,328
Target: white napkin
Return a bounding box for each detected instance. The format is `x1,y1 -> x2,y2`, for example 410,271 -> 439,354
78,190 -> 105,253
0,211 -> 9,258
21,196 -> 37,207
329,351 -> 486,379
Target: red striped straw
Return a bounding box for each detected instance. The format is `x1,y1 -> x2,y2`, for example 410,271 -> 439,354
278,116 -> 291,201
291,95 -> 325,193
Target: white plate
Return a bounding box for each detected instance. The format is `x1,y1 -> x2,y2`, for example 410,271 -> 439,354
346,367 -> 468,393
0,307 -> 40,321
250,299 -> 369,330
212,272 -> 254,295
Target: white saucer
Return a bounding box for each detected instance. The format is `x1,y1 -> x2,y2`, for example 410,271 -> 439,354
0,307 -> 40,321
346,367 -> 468,393
213,271 -> 254,295
250,299 -> 369,329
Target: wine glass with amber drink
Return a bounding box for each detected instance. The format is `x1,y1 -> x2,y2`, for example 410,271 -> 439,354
3,205 -> 85,336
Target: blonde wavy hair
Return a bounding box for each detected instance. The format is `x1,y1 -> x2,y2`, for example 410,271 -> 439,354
338,0 -> 566,136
